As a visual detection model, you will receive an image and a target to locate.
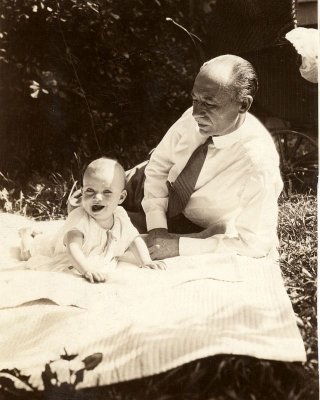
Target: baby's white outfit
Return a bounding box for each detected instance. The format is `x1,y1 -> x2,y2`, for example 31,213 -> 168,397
25,206 -> 139,273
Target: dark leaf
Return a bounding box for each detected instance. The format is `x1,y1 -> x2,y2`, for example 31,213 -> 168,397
74,369 -> 84,386
0,376 -> 15,390
61,349 -> 78,361
41,363 -> 57,389
82,353 -> 103,371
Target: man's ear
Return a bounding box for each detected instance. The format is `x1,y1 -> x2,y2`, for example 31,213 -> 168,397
118,189 -> 127,205
239,95 -> 253,113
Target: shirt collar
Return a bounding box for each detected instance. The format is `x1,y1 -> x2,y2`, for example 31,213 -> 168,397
211,128 -> 242,149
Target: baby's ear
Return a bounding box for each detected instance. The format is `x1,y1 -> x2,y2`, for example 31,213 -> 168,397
118,189 -> 127,205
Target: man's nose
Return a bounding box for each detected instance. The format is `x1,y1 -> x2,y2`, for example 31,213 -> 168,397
192,101 -> 205,118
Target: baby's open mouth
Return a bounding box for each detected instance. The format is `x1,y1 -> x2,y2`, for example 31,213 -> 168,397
92,205 -> 105,212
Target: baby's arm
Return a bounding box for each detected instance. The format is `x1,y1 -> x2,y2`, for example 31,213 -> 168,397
65,230 -> 106,283
131,236 -> 166,270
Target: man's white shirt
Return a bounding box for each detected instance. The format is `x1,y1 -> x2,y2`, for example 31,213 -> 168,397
142,107 -> 283,258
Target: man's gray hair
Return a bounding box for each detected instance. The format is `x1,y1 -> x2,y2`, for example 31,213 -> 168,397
201,55 -> 258,102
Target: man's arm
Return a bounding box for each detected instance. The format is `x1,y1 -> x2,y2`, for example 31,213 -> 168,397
148,169 -> 282,259
142,141 -> 176,231
179,170 -> 282,258
146,224 -> 226,259
142,108 -> 193,232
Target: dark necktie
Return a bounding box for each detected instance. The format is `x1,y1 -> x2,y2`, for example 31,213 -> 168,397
167,137 -> 212,218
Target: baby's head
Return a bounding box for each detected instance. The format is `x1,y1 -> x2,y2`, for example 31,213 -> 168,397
81,157 -> 127,225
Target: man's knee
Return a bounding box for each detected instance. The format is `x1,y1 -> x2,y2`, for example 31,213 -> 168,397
123,163 -> 147,213
127,211 -> 147,234
168,214 -> 203,234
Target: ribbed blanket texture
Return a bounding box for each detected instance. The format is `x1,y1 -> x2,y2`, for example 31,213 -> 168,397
0,213 -> 306,389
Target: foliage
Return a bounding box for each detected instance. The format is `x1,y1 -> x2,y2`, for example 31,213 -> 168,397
0,0 -> 195,181
0,170 -> 70,219
0,351 -> 103,400
278,193 -> 318,380
0,355 -> 317,399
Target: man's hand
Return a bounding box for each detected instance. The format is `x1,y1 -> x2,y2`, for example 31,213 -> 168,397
147,229 -> 179,260
146,228 -> 170,246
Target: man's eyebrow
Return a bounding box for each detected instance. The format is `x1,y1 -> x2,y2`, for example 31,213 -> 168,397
203,95 -> 216,101
191,92 -> 215,102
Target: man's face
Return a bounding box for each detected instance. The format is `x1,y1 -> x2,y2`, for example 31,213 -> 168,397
191,68 -> 242,137
82,168 -> 126,227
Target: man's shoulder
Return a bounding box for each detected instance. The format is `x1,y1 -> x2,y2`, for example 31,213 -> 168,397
180,106 -> 194,119
169,107 -> 197,134
156,106 -> 199,149
240,113 -> 280,169
243,112 -> 270,136
165,107 -> 201,149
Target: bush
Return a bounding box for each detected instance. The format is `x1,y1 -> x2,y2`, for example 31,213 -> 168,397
0,0 -> 195,181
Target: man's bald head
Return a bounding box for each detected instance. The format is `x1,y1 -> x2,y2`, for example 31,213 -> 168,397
198,54 -> 258,102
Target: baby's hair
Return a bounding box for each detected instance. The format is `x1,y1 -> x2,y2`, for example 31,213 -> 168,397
82,157 -> 126,189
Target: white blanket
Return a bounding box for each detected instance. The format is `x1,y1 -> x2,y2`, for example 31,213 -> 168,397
0,213 -> 306,390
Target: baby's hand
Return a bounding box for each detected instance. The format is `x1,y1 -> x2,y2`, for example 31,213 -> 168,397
83,270 -> 106,283
19,227 -> 34,261
141,260 -> 167,270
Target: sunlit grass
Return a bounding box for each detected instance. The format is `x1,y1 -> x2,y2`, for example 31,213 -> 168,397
278,193 -> 317,379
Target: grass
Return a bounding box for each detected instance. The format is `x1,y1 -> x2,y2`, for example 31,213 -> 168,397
0,175 -> 318,400
278,192 -> 318,381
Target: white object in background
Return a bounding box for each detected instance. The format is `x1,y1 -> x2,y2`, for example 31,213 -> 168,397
285,27 -> 319,83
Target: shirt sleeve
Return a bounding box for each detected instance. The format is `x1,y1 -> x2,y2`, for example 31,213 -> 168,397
60,208 -> 88,245
179,168 -> 283,258
142,119 -> 184,231
52,208 -> 89,255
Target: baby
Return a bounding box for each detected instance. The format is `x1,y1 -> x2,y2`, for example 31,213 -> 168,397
20,157 -> 164,283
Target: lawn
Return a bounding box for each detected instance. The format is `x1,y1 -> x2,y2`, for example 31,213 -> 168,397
0,177 -> 317,400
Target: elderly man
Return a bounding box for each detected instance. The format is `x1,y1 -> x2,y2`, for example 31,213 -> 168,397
138,54 -> 283,260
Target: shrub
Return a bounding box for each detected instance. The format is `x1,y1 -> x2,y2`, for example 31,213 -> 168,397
0,0 -> 195,181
